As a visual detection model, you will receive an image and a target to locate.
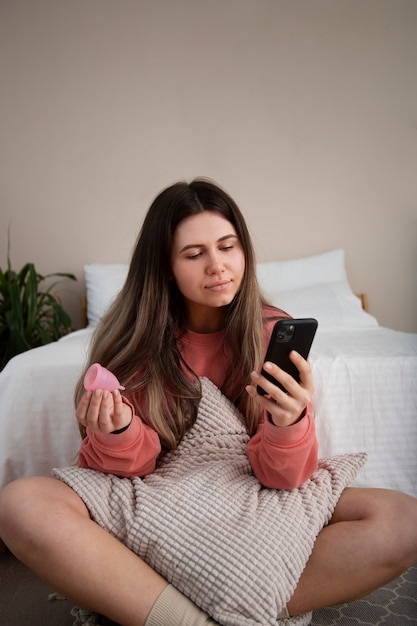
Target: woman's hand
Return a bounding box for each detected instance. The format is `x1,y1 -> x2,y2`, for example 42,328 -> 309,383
245,351 -> 314,427
76,389 -> 132,434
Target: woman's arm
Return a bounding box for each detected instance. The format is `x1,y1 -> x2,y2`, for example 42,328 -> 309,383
245,404 -> 318,489
245,348 -> 318,489
79,415 -> 161,477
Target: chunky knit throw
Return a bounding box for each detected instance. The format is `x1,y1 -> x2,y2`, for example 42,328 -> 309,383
54,377 -> 366,626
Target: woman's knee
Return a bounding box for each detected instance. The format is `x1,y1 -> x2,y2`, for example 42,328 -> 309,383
387,490 -> 417,565
334,487 -> 417,567
0,476 -> 88,550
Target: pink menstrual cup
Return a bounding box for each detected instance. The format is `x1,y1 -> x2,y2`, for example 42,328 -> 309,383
84,363 -> 125,392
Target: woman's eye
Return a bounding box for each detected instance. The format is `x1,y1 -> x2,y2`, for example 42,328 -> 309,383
221,245 -> 233,252
187,252 -> 202,259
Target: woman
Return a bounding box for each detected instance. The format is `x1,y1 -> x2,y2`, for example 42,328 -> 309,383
0,178 -> 416,626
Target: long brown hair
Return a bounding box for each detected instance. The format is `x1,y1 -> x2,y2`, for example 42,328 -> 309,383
76,178 -> 276,449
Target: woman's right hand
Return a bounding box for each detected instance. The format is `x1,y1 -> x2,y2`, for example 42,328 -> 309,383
246,350 -> 314,427
76,389 -> 133,434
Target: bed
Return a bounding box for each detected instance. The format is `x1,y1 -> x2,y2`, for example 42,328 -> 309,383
1,248 -> 416,499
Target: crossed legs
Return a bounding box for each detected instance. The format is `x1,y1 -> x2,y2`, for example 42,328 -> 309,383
0,477 -> 416,625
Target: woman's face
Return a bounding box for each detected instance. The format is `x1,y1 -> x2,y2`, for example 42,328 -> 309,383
171,211 -> 245,332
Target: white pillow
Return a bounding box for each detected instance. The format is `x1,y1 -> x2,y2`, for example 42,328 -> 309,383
256,249 -> 347,293
266,281 -> 378,327
84,264 -> 128,326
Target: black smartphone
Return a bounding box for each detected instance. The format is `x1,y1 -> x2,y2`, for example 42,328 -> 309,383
257,318 -> 318,395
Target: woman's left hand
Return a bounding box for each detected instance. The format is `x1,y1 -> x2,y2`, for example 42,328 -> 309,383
245,351 -> 314,427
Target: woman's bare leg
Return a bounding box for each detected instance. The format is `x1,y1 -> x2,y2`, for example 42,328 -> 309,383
0,476 -> 168,626
287,487 -> 417,616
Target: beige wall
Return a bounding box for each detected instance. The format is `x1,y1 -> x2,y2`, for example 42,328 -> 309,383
1,0 -> 416,332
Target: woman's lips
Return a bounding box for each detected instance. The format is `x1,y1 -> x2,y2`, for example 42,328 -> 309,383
205,280 -> 232,292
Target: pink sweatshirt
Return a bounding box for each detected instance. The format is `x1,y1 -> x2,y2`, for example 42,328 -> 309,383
79,310 -> 318,489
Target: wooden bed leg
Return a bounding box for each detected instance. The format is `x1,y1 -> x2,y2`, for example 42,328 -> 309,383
357,293 -> 369,312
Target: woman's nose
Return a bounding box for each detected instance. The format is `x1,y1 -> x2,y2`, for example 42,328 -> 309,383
206,252 -> 225,274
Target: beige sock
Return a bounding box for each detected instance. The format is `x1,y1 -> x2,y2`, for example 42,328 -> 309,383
144,583 -> 290,625
144,584 -> 219,626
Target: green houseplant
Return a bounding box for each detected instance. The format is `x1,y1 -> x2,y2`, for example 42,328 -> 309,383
0,251 -> 77,370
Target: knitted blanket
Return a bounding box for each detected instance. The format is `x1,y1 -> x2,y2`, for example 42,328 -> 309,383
54,377 -> 366,626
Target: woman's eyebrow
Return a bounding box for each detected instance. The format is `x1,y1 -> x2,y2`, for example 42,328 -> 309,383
179,234 -> 237,253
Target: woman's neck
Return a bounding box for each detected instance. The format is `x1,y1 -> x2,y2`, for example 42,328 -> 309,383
186,306 -> 227,334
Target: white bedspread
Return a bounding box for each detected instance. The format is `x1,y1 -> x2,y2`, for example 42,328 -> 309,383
312,326 -> 417,497
0,329 -> 92,486
0,325 -> 416,499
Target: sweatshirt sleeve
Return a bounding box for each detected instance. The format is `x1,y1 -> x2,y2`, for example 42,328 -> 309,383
78,399 -> 161,477
245,404 -> 318,489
